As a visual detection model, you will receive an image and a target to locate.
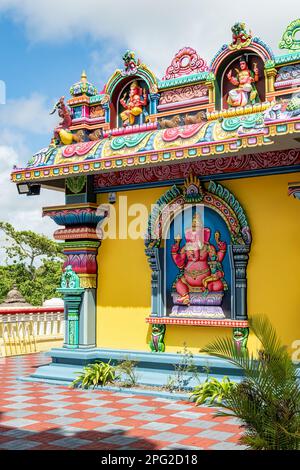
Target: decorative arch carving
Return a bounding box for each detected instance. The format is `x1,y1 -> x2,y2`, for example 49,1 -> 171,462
162,47 -> 208,80
145,176 -> 251,322
104,53 -> 158,129
210,38 -> 274,75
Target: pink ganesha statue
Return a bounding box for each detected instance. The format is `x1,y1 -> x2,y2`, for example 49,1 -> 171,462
171,213 -> 228,306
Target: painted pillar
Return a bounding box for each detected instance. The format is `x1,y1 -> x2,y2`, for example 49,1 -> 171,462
149,93 -> 160,115
43,175 -> 107,349
264,60 -> 277,94
58,288 -> 84,348
145,247 -> 164,317
102,102 -> 110,125
232,245 -> 250,321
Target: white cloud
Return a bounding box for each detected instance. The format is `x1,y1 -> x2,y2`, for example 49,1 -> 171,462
0,0 -> 298,77
0,145 -> 64,244
0,93 -> 57,135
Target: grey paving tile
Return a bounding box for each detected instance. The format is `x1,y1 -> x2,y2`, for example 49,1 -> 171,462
152,398 -> 174,403
196,430 -> 234,441
154,432 -> 186,443
3,429 -> 33,439
43,409 -> 77,416
85,407 -> 117,414
163,403 -> 192,411
131,413 -> 165,422
3,396 -> 33,402
2,418 -> 38,428
101,435 -> 139,446
210,441 -> 247,450
88,407 -> 117,414
81,400 -> 113,407
141,422 -> 176,432
43,401 -> 71,408
118,398 -> 146,404
171,411 -> 206,419
50,437 -> 92,448
48,427 -> 86,436
95,424 -> 134,434
0,440 -> 40,450
185,420 -> 217,429
3,403 -> 35,410
225,417 -> 243,426
126,405 -> 155,412
92,415 -> 123,424
4,410 -> 35,418
4,389 -> 33,395
164,444 -> 203,450
39,394 -> 71,401
113,393 -> 135,398
48,417 -> 82,426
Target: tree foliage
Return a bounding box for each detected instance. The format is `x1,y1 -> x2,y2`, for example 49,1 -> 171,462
0,222 -> 64,305
202,315 -> 300,450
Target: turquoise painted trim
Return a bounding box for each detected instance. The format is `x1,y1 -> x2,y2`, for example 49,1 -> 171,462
89,94 -> 105,104
275,51 -> 300,65
158,72 -> 212,90
94,164 -> 300,193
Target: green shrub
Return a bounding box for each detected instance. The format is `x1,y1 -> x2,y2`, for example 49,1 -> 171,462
190,376 -> 237,405
116,358 -> 139,388
202,315 -> 300,450
165,343 -> 199,392
71,361 -> 116,389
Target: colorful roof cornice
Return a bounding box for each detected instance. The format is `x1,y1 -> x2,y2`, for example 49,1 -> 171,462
11,111 -> 300,184
70,71 -> 98,97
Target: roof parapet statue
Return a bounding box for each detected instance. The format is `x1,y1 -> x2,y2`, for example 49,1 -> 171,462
229,22 -> 252,50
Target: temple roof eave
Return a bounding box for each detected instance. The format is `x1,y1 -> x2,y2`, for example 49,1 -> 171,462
10,118 -> 300,186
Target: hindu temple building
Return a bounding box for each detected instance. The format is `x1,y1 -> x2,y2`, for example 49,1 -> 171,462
11,21 -> 300,383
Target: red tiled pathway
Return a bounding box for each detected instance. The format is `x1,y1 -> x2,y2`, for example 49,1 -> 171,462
0,353 -> 244,450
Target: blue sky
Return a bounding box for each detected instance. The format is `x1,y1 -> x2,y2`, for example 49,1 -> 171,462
0,0 -> 298,246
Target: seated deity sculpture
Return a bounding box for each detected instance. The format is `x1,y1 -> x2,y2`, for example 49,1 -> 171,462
226,55 -> 259,107
120,80 -> 148,126
171,213 -> 227,306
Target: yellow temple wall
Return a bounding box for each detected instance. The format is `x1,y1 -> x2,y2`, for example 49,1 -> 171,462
96,171 -> 300,355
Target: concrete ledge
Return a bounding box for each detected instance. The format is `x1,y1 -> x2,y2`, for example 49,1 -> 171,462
19,347 -> 245,390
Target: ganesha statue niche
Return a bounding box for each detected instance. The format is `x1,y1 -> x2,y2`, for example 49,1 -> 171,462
120,80 -> 148,127
171,213 -> 228,311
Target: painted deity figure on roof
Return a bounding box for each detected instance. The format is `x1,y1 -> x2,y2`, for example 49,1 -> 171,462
119,80 -> 148,126
227,56 -> 259,107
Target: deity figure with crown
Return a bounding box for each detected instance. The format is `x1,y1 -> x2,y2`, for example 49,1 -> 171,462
226,55 -> 259,107
119,80 -> 148,126
171,213 -> 228,307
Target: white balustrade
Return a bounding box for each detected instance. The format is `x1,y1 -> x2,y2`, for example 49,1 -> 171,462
0,308 -> 65,357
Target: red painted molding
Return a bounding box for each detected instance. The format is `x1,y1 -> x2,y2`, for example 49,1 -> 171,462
94,148 -> 300,190
146,317 -> 248,327
0,307 -> 64,315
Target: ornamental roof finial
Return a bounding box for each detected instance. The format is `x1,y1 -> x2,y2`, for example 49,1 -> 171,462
81,70 -> 87,82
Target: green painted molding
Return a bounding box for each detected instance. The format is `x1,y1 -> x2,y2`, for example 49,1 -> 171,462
89,94 -> 106,104
63,241 -> 101,249
158,71 -> 213,90
274,52 -> 300,66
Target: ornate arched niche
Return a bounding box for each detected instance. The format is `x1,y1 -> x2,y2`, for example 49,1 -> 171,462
105,52 -> 158,128
220,51 -> 266,110
145,176 -> 252,323
211,31 -> 274,110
